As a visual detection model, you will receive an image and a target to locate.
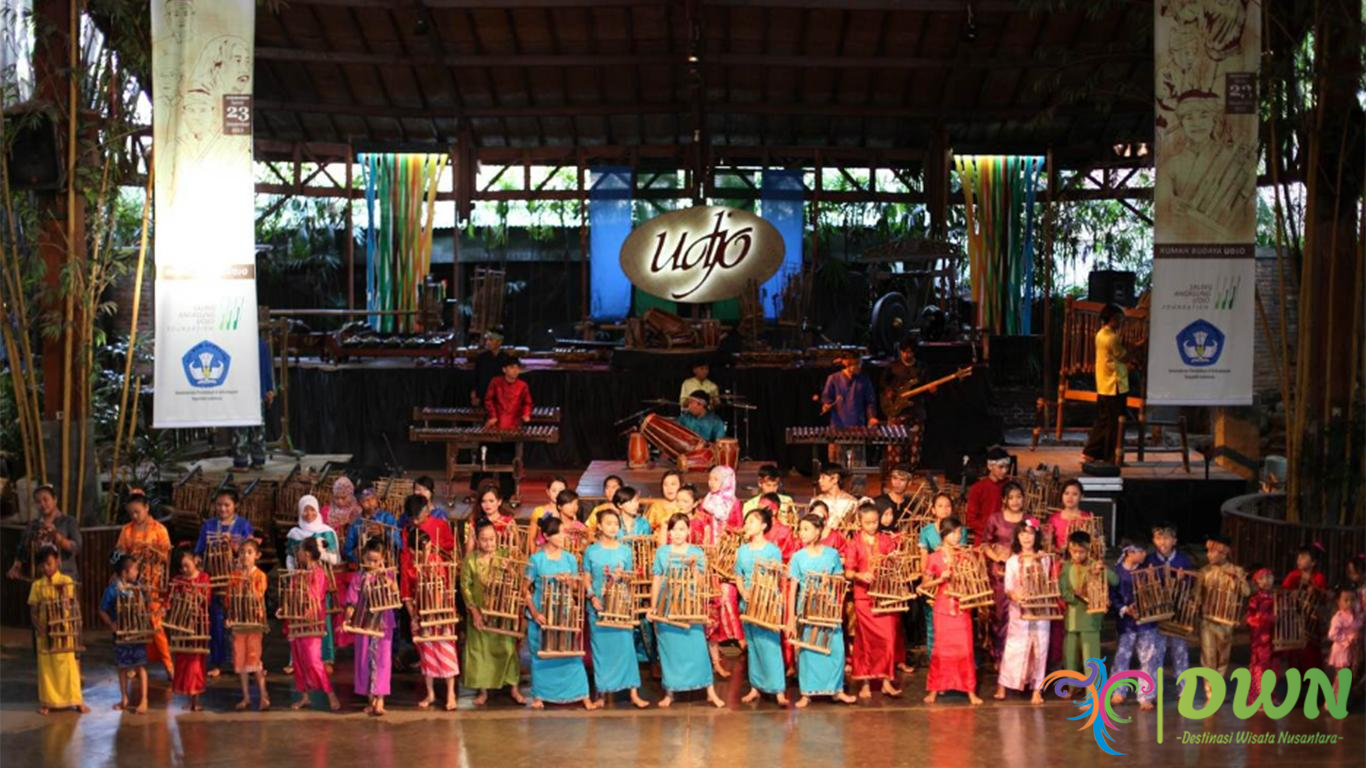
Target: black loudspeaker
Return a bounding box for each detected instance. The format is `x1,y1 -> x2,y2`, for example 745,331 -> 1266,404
4,106 -> 63,191
1087,270 -> 1136,308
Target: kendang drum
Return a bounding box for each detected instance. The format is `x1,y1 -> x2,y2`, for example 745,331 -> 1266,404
713,438 -> 740,469
639,413 -> 706,459
677,447 -> 715,472
627,430 -> 650,469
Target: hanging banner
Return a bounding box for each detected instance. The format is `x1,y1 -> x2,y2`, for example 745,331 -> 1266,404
151,0 -> 261,427
1148,0 -> 1258,405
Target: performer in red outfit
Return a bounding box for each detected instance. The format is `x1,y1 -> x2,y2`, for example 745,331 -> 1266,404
479,356 -> 532,498
1281,544 -> 1330,671
966,447 -> 1011,541
693,466 -> 745,678
923,516 -> 982,705
845,503 -> 903,699
1245,568 -> 1277,703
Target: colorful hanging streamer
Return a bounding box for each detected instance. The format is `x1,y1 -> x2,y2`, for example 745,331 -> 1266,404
954,155 -> 1044,336
363,153 -> 445,333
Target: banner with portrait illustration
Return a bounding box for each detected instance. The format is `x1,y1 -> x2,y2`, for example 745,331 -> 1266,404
1147,0 -> 1258,405
151,0 -> 261,427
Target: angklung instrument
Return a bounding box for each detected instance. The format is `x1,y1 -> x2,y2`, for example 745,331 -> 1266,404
203,531 -> 237,590
356,519 -> 401,569
1130,565 -> 1175,624
1083,562 -> 1110,614
480,554 -> 528,639
625,535 -> 657,615
1017,553 -> 1063,621
946,546 -> 993,610
414,557 -> 461,642
739,559 -> 787,631
649,559 -> 709,628
790,572 -> 847,655
114,585 -> 156,645
225,571 -> 269,634
35,579 -> 84,654
277,569 -> 327,639
867,552 -> 915,614
1158,569 -> 1203,641
165,577 -> 211,653
595,567 -> 639,629
342,567 -> 402,638
1202,569 -> 1246,627
535,573 -> 587,658
1273,589 -> 1307,651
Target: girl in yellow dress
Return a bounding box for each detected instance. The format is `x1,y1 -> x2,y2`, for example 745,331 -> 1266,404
28,545 -> 89,715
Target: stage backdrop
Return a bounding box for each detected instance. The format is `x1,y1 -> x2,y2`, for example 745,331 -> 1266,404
151,0 -> 261,427
1148,0 -> 1258,405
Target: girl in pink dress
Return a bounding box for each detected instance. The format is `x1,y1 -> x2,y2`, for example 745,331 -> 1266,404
1327,588 -> 1361,697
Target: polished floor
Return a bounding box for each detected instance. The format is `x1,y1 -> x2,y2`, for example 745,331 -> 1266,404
2,627 -> 1362,768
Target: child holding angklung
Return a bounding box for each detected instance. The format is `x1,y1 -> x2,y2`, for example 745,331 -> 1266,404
1282,542 -> 1330,673
1140,523 -> 1194,690
29,545 -> 88,716
231,539 -> 270,711
169,546 -> 210,712
347,540 -> 397,716
1327,588 -> 1361,698
1107,544 -> 1152,710
997,520 -> 1052,705
583,509 -> 650,708
1059,530 -> 1116,678
401,493 -> 460,711
693,465 -> 745,678
1199,534 -> 1250,691
460,519 -> 525,706
735,506 -> 787,706
917,491 -> 957,659
652,513 -> 726,709
921,516 -> 982,706
786,513 -> 857,707
845,502 -> 903,700
1244,567 -> 1278,704
280,536 -> 342,712
99,553 -> 148,713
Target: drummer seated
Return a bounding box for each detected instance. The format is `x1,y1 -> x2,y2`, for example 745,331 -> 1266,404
678,389 -> 726,443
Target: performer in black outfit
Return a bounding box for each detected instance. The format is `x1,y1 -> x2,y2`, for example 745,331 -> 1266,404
880,337 -> 926,469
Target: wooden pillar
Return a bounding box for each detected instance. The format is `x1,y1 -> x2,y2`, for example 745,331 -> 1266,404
345,144 -> 354,309
925,122 -> 949,240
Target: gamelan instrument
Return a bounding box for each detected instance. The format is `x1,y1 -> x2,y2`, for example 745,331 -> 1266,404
114,586 -> 156,645
739,559 -> 787,631
411,405 -> 561,424
1130,565 -> 1175,624
225,572 -> 269,634
410,416 -> 560,484
203,530 -> 237,590
595,568 -> 639,629
1083,562 -> 1110,614
535,574 -> 587,658
277,569 -> 327,639
1201,570 -> 1245,627
414,558 -> 461,642
1017,554 -> 1063,621
1158,569 -> 1203,641
713,437 -> 740,469
164,578 -> 211,653
35,580 -> 84,654
625,535 -> 658,615
639,413 -> 707,461
867,552 -> 916,614
790,572 -> 847,655
1273,590 -> 1307,651
785,425 -> 915,446
649,559 -> 709,628
342,567 -> 402,638
480,554 -> 528,639
946,546 -> 993,610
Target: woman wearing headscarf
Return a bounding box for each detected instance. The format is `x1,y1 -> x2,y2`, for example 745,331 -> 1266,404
690,465 -> 745,677
287,495 -> 341,671
322,477 -> 362,650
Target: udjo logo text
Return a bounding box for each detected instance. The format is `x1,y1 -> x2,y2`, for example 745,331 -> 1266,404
1045,659 -> 1351,755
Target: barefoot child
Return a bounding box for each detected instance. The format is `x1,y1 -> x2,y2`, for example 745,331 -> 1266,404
1244,567 -> 1278,703
998,520 -> 1052,705
922,517 -> 983,706
1108,544 -> 1153,710
459,519 -> 526,706
347,541 -> 397,716
280,537 -> 342,712
735,506 -> 788,706
583,510 -> 651,708
232,540 -> 270,711
786,513 -> 857,707
99,554 -> 147,713
1060,530 -> 1116,676
29,545 -> 89,715
652,513 -> 727,709
401,494 -> 461,711
1327,588 -> 1361,697
168,547 -> 210,711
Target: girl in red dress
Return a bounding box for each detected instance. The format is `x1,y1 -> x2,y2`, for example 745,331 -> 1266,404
693,466 -> 745,677
846,503 -> 903,699
1281,543 -> 1330,671
169,548 -> 210,711
922,516 -> 983,705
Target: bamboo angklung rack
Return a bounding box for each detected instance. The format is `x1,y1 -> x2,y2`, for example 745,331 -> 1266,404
595,568 -> 639,629
868,553 -> 915,614
739,559 -> 787,631
278,569 -> 327,639
1083,563 -> 1110,614
204,531 -> 236,590
342,567 -> 402,638
625,535 -> 657,615
415,558 -> 461,642
35,580 -> 84,654
1018,553 -> 1063,621
1202,571 -> 1245,627
536,573 -> 587,658
1158,569 -> 1202,640
164,578 -> 211,653
114,586 -> 155,645
790,572 -> 847,655
650,560 -> 709,628
1131,565 -> 1175,624
225,572 -> 269,634
1273,590 -> 1307,651
481,554 -> 528,639
946,546 -> 993,610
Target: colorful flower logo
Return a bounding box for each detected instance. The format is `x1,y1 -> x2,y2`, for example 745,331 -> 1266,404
1044,658 -> 1155,756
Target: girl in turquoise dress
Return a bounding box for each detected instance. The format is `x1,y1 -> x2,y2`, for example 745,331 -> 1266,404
613,487 -> 654,538
916,491 -> 958,656
651,513 -> 725,708
787,513 -> 857,707
583,510 -> 651,708
736,507 -> 788,705
524,517 -> 597,709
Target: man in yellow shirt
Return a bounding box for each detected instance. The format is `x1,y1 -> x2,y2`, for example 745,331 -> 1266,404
1083,304 -> 1129,463
678,358 -> 720,408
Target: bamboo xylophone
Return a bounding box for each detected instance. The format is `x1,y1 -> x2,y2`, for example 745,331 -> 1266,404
409,424 -> 561,445
411,405 -> 561,424
739,560 -> 787,631
790,572 -> 847,655
536,574 -> 587,658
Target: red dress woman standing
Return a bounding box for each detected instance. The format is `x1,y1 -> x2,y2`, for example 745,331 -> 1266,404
846,503 -> 903,699
693,466 -> 745,677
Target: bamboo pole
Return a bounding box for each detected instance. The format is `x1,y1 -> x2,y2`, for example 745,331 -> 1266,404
58,0 -> 80,513
107,161 -> 153,517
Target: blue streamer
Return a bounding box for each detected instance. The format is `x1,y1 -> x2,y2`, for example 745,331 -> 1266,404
589,166 -> 635,320
363,153 -> 378,330
760,170 -> 804,319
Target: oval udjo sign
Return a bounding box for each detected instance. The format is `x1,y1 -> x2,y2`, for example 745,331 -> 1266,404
619,206 -> 785,303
